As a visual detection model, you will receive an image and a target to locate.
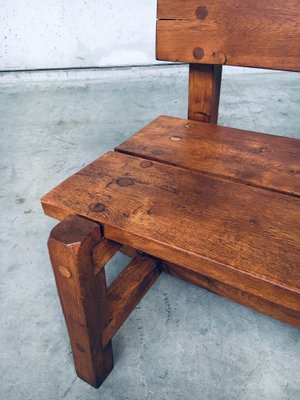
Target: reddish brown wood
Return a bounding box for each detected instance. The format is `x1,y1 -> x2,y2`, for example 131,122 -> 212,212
163,262 -> 300,328
116,115 -> 300,197
121,245 -> 138,258
41,1 -> 300,389
188,64 -> 222,123
102,255 -> 161,347
156,0 -> 300,71
48,215 -> 113,388
119,245 -> 300,327
42,151 -> 300,323
93,239 -> 122,275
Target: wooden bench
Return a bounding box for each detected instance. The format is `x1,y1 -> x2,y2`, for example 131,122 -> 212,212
41,0 -> 300,388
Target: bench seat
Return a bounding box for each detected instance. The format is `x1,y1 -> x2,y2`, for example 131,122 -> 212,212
42,116 -> 300,328
117,115 -> 300,197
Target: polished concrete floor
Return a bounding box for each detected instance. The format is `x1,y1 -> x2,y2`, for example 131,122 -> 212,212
0,66 -> 299,400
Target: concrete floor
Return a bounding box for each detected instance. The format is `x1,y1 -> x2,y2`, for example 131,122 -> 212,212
0,66 -> 299,400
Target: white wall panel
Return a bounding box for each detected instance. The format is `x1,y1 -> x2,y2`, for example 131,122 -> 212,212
0,0 -> 158,70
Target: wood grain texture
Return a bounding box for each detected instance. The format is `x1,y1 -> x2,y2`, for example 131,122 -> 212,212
120,246 -> 300,327
42,151 -> 300,316
119,246 -> 300,328
163,262 -> 300,329
116,116 -> 300,197
188,64 -> 222,123
48,215 -> 113,388
93,239 -> 122,276
156,0 -> 300,71
121,245 -> 138,258
102,255 -> 161,347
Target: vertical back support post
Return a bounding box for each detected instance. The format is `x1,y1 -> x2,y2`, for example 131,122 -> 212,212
188,64 -> 222,123
48,215 -> 113,388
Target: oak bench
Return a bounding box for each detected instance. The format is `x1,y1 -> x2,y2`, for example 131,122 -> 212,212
41,0 -> 300,388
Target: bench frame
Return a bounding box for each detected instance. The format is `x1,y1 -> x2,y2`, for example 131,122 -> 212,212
47,61 -> 223,387
44,0 -> 300,388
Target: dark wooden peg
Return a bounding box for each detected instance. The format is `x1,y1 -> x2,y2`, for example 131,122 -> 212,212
195,6 -> 208,20
193,47 -> 204,59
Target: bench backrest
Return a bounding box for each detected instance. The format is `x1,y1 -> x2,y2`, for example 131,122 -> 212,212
156,0 -> 300,123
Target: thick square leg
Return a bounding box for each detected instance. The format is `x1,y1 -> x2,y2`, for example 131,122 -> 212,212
48,215 -> 113,388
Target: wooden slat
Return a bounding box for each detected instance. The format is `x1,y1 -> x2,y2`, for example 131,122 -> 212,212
93,239 -> 122,276
116,116 -> 300,197
41,151 -> 300,315
156,0 -> 300,72
120,245 -> 300,328
102,255 -> 160,347
163,262 -> 300,329
188,64 -> 222,123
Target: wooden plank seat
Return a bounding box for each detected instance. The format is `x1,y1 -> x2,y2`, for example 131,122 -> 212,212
42,118 -> 300,386
41,0 -> 300,389
42,122 -> 300,326
116,115 -> 300,197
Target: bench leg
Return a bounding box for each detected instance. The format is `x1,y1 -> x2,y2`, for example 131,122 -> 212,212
48,215 -> 113,388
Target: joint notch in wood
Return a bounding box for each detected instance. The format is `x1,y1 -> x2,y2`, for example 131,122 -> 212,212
93,239 -> 122,276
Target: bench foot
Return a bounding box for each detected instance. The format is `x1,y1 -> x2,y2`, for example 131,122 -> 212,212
48,215 -> 113,388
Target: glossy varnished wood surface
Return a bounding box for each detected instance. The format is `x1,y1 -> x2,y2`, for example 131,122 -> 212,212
48,215 -> 113,387
41,2 -> 300,388
102,255 -> 161,347
121,245 -> 300,328
42,151 -> 300,312
156,0 -> 300,71
93,239 -> 122,276
188,64 -> 222,123
116,116 -> 300,197
163,262 -> 300,329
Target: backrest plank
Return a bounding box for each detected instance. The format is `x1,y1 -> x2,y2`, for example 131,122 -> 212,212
156,0 -> 300,72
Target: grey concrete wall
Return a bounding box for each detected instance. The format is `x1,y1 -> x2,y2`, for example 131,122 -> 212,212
1,0 -> 158,70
